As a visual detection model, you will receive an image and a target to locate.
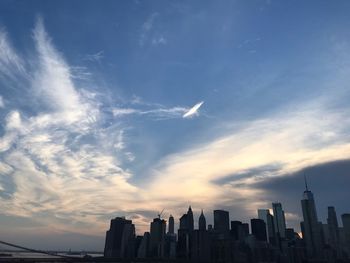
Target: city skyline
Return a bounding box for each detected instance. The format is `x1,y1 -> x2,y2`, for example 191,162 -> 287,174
0,0 -> 350,251
103,183 -> 350,262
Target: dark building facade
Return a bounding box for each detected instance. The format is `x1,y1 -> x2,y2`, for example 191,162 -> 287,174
342,214 -> 350,256
251,218 -> 267,242
214,210 -> 230,237
199,210 -> 206,231
104,217 -> 135,258
258,209 -> 276,244
150,218 -> 166,258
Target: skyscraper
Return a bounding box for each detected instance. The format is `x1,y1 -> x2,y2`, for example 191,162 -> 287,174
165,214 -> 176,259
327,206 -> 340,250
191,229 -> 211,262
272,202 -> 286,239
251,218 -> 267,242
214,210 -> 230,236
137,232 -> 150,258
192,210 -> 210,262
300,176 -> 323,258
230,221 -> 241,240
150,218 -> 166,258
187,206 -> 194,232
341,214 -> 350,255
180,214 -> 188,230
258,209 -> 275,243
199,210 -> 206,231
104,217 -> 136,258
178,210 -> 192,259
168,214 -> 174,234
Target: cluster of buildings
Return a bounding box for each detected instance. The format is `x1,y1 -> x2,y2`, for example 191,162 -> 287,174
104,181 -> 350,262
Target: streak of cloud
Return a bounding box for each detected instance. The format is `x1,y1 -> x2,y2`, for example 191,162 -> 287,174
182,101 -> 204,118
0,95 -> 4,108
83,50 -> 104,63
139,12 -> 159,46
112,105 -> 188,120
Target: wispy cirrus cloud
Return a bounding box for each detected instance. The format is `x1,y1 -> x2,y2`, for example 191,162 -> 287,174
83,50 -> 104,63
0,95 -> 5,108
0,28 -> 26,80
151,36 -> 167,46
0,19 -> 147,237
139,12 -> 166,47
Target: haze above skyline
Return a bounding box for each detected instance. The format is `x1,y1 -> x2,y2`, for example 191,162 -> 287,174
0,0 -> 350,250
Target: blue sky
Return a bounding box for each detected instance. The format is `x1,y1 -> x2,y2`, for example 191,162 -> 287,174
0,0 -> 350,250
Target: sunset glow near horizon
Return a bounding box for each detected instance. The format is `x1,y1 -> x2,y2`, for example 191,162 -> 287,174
0,0 -> 350,250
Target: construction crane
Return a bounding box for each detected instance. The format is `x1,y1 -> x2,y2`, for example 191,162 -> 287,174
158,208 -> 165,219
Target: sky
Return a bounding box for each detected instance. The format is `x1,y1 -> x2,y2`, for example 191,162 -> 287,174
0,0 -> 350,251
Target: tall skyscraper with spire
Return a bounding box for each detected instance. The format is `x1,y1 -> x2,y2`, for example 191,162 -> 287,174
192,209 -> 210,262
199,210 -> 206,231
300,175 -> 324,258
187,206 -> 194,232
177,206 -> 194,259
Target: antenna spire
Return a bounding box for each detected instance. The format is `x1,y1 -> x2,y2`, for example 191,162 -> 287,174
304,173 -> 309,191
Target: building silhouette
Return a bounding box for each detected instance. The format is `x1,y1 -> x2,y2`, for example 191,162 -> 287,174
165,214 -> 177,258
191,210 -> 211,262
258,209 -> 275,244
150,218 -> 166,258
214,210 -> 230,237
251,219 -> 267,242
230,221 -> 249,241
103,178 -> 349,263
272,202 -> 286,239
177,207 -> 194,259
104,217 -> 135,258
300,176 -> 324,258
168,214 -> 174,234
327,206 -> 340,254
137,232 -> 150,258
187,206 -> 194,232
342,214 -> 350,256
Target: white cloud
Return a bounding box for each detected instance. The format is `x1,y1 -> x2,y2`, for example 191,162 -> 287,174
0,95 -> 4,108
0,29 -> 26,80
83,50 -> 104,63
139,12 -> 159,46
142,12 -> 158,32
152,36 -> 167,46
183,101 -> 204,118
125,152 -> 135,162
5,111 -> 22,130
112,108 -> 139,117
112,105 -> 188,120
140,106 -> 187,119
32,19 -> 81,113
